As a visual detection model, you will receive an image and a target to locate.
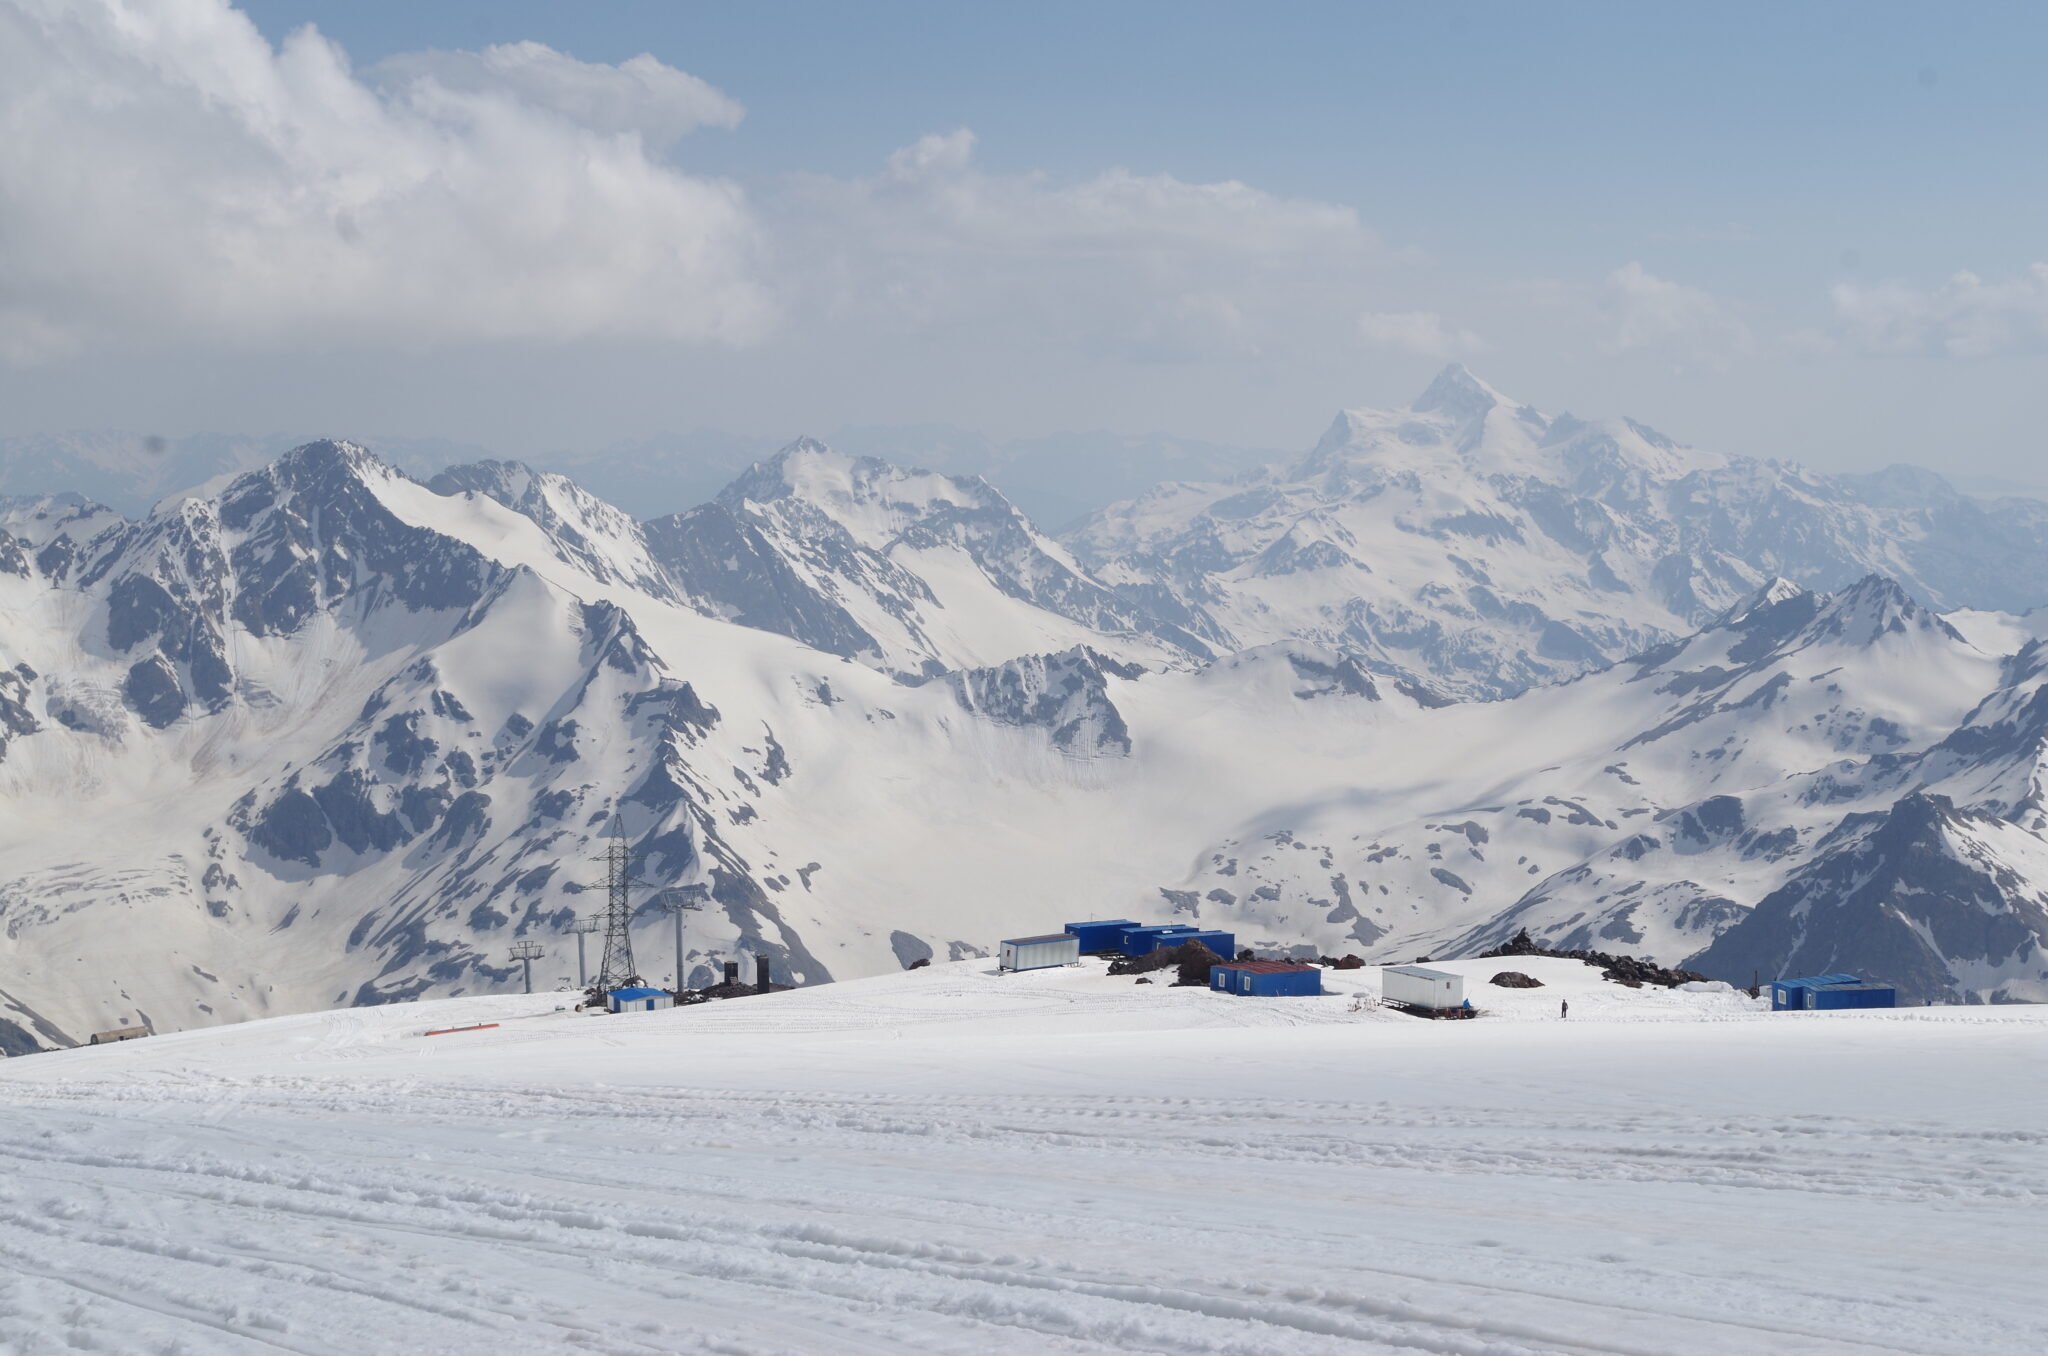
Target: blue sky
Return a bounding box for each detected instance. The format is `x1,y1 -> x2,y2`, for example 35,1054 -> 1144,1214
231,1 -> 2044,269
4,0 -> 2045,479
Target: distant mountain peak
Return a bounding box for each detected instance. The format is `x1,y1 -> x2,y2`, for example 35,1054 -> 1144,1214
1410,363 -> 1513,419
272,438 -> 379,477
428,457 -> 678,601
1801,574 -> 1964,649
1718,576 -> 1811,627
753,436 -> 837,475
720,437 -> 860,507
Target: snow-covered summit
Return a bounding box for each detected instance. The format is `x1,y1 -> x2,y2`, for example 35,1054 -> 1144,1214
428,457 -> 679,600
1410,361 -> 1514,419
647,438 -> 1205,676
1068,372 -> 2048,699
720,437 -> 1007,536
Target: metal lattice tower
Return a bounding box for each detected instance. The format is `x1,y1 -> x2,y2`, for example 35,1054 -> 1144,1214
594,812 -> 641,993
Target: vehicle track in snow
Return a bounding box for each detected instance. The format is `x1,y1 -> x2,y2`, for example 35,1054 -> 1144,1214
3,1062 -> 2038,1356
5,972 -> 2044,1355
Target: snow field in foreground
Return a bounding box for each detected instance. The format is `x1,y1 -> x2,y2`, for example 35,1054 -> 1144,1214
3,960 -> 2044,1355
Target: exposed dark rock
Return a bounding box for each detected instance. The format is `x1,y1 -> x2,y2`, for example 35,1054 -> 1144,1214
1691,792 -> 2048,1005
246,787 -> 332,867
123,655 -> 185,728
0,528 -> 27,578
1479,928 -> 1707,988
0,662 -> 38,759
375,713 -> 437,776
644,500 -> 890,662
1285,651 -> 1380,700
935,647 -> 1133,757
1107,940 -> 1225,986
889,930 -> 934,969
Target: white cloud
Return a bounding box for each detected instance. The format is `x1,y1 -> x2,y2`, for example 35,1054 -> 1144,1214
886,129 -> 978,181
1599,262 -> 1751,360
783,128 -> 1379,359
1357,310 -> 1482,358
373,41 -> 744,150
1832,265 -> 2048,357
0,0 -> 771,361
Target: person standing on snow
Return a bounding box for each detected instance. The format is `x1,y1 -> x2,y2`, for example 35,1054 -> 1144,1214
1560,999 -> 1569,1020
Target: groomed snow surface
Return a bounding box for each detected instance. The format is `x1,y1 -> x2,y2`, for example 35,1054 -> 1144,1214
3,960 -> 2043,1355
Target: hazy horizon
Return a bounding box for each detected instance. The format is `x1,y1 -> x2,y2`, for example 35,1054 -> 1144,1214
3,1 -> 2045,484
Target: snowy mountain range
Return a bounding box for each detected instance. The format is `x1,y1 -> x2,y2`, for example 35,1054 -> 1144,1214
7,370 -> 2048,1052
1,426 -> 1274,527
1069,366 -> 2048,700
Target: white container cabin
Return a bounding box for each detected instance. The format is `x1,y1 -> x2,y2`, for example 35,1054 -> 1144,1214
999,933 -> 1081,973
1381,964 -> 1465,1012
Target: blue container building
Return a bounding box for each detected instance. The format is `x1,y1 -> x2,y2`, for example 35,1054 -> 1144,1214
1064,919 -> 1140,955
1210,961 -> 1323,997
1771,974 -> 1897,1011
1118,924 -> 1202,957
1177,930 -> 1237,960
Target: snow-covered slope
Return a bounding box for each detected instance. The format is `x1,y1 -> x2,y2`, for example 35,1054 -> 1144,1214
427,459 -> 682,601
0,443 -> 1419,1050
1129,574 -> 2048,1004
1068,365 -> 2048,700
10,438 -> 2048,1053
1693,792 -> 2048,1003
643,439 -> 1208,676
4,962 -> 2043,1355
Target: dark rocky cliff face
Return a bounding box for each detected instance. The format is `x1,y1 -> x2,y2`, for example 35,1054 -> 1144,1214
1691,793 -> 2048,1003
644,500 -> 890,662
933,647 -> 1140,757
0,661 -> 38,760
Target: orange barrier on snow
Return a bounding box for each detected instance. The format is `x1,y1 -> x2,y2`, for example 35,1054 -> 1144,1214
422,1022 -> 500,1037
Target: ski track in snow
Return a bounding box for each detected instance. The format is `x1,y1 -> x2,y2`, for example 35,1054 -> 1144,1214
2,962 -> 2044,1355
